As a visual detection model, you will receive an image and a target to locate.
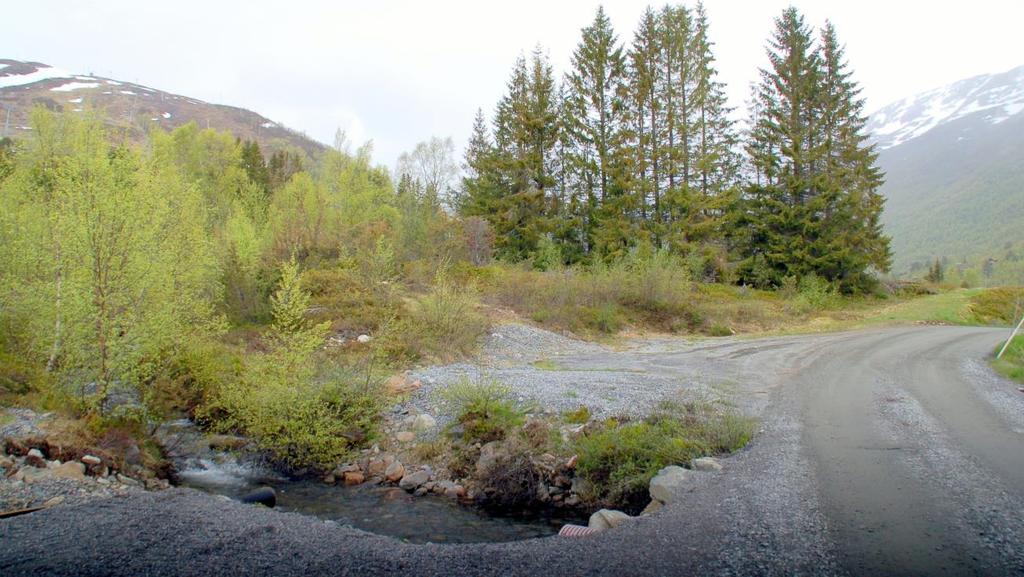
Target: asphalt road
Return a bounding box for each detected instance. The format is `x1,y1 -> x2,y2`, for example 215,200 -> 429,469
2,326 -> 1022,576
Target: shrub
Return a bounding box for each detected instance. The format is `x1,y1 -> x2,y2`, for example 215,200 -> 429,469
573,401 -> 756,511
405,274 -> 489,361
970,287 -> 1024,325
440,378 -> 525,444
563,405 -> 591,424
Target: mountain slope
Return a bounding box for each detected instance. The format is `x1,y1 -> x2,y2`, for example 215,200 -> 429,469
0,59 -> 325,157
867,65 -> 1024,276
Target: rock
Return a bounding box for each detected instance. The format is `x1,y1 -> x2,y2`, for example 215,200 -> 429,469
16,466 -> 52,484
53,461 -> 86,481
444,484 -> 466,499
476,441 -> 503,476
649,465 -> 692,504
570,476 -> 591,496
414,487 -> 429,497
641,499 -> 664,516
44,495 -> 65,508
399,469 -> 431,491
116,474 -> 141,487
536,484 -> 551,503
335,463 -> 361,475
207,435 -> 249,451
563,494 -> 580,507
343,472 -> 365,486
124,443 -> 143,467
0,455 -> 13,471
239,486 -> 276,508
692,457 -> 722,472
565,454 -> 578,470
394,431 -> 416,443
322,474 -> 336,484
367,456 -> 391,477
384,461 -> 406,483
80,455 -> 102,466
25,448 -> 46,468
410,414 -> 436,432
588,509 -> 633,531
357,334 -> 372,344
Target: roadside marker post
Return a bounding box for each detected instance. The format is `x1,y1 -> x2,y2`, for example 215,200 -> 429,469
996,314 -> 1024,359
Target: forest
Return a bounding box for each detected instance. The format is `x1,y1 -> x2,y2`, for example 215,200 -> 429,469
0,5 -> 892,467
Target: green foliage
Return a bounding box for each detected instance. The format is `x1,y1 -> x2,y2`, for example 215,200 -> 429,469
574,401 -> 756,508
404,273 -> 488,361
992,337 -> 1024,383
968,287 -> 1024,325
563,405 -> 592,424
440,378 -> 526,444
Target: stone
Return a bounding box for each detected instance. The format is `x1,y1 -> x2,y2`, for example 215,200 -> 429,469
0,455 -> 13,471
239,486 -> 276,508
394,431 -> 416,443
335,463 -> 361,475
384,461 -> 406,483
570,476 -> 591,496
357,334 -> 372,344
414,487 -> 429,497
410,414 -> 436,432
444,484 -> 466,499
367,455 -> 394,477
565,454 -> 578,470
588,509 -> 633,531
649,465 -> 692,504
16,466 -> 52,484
692,457 -> 722,472
476,441 -> 503,476
563,494 -> 580,507
80,455 -> 102,466
399,469 -> 431,492
53,461 -> 86,481
207,435 -> 249,451
43,495 -> 65,508
25,448 -> 46,468
322,474 -> 336,484
117,474 -> 141,487
640,499 -> 664,516
124,443 -> 143,466
343,471 -> 365,486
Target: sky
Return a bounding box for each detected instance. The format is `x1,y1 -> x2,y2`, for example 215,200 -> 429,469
3,0 -> 1022,168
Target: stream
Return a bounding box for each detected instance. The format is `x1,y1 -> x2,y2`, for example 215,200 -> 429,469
159,420 -> 575,544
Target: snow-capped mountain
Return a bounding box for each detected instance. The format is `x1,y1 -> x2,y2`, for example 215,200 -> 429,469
0,59 -> 324,156
869,64 -> 1024,277
866,64 -> 1024,150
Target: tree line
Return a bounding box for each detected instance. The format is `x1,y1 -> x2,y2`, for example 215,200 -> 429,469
458,4 -> 890,291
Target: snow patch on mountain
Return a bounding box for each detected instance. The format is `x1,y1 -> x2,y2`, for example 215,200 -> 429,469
0,62 -> 73,89
867,64 -> 1024,149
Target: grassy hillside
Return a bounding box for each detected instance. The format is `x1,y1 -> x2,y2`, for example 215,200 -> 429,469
877,111 -> 1024,281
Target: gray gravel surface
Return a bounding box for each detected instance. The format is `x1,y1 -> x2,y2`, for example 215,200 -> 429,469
2,325 -> 1023,576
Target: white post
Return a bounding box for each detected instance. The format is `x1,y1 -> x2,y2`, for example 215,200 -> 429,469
996,314 -> 1024,359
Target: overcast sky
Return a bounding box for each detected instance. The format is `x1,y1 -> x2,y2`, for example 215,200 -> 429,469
4,1 -> 1022,167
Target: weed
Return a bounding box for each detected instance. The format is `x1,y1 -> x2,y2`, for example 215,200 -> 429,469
440,378 -> 525,444
563,406 -> 592,424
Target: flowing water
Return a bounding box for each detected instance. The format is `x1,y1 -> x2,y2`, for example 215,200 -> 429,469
159,420 -> 576,544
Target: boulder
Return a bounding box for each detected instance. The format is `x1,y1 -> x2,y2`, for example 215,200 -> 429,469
444,484 -> 466,499
476,441 -> 503,476
367,456 -> 391,477
649,465 -> 691,504
410,414 -> 436,432
640,499 -> 664,516
240,486 -> 276,508
394,431 -> 416,443
15,466 -> 52,484
53,461 -> 86,481
80,455 -> 102,466
384,461 -> 406,483
692,457 -> 722,472
322,474 -> 336,484
25,448 -> 46,468
357,334 -> 372,344
207,435 -> 249,451
343,471 -> 365,486
399,469 -> 431,492
588,509 -> 632,531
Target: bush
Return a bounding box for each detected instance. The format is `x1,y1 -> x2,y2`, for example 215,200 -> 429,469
969,287 -> 1024,325
563,405 -> 592,424
440,378 -> 525,444
573,401 -> 756,511
405,274 -> 488,361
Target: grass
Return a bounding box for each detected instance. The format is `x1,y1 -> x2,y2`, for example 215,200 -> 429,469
531,358 -> 566,371
992,337 -> 1024,383
573,401 -> 756,512
440,378 -> 526,444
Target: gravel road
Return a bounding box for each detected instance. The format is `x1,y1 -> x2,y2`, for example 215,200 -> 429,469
3,325 -> 1023,576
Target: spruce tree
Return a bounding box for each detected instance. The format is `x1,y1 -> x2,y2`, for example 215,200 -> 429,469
741,7 -> 890,291
563,6 -> 631,258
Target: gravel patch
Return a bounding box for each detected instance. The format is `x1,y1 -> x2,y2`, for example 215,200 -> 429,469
0,408 -> 50,438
